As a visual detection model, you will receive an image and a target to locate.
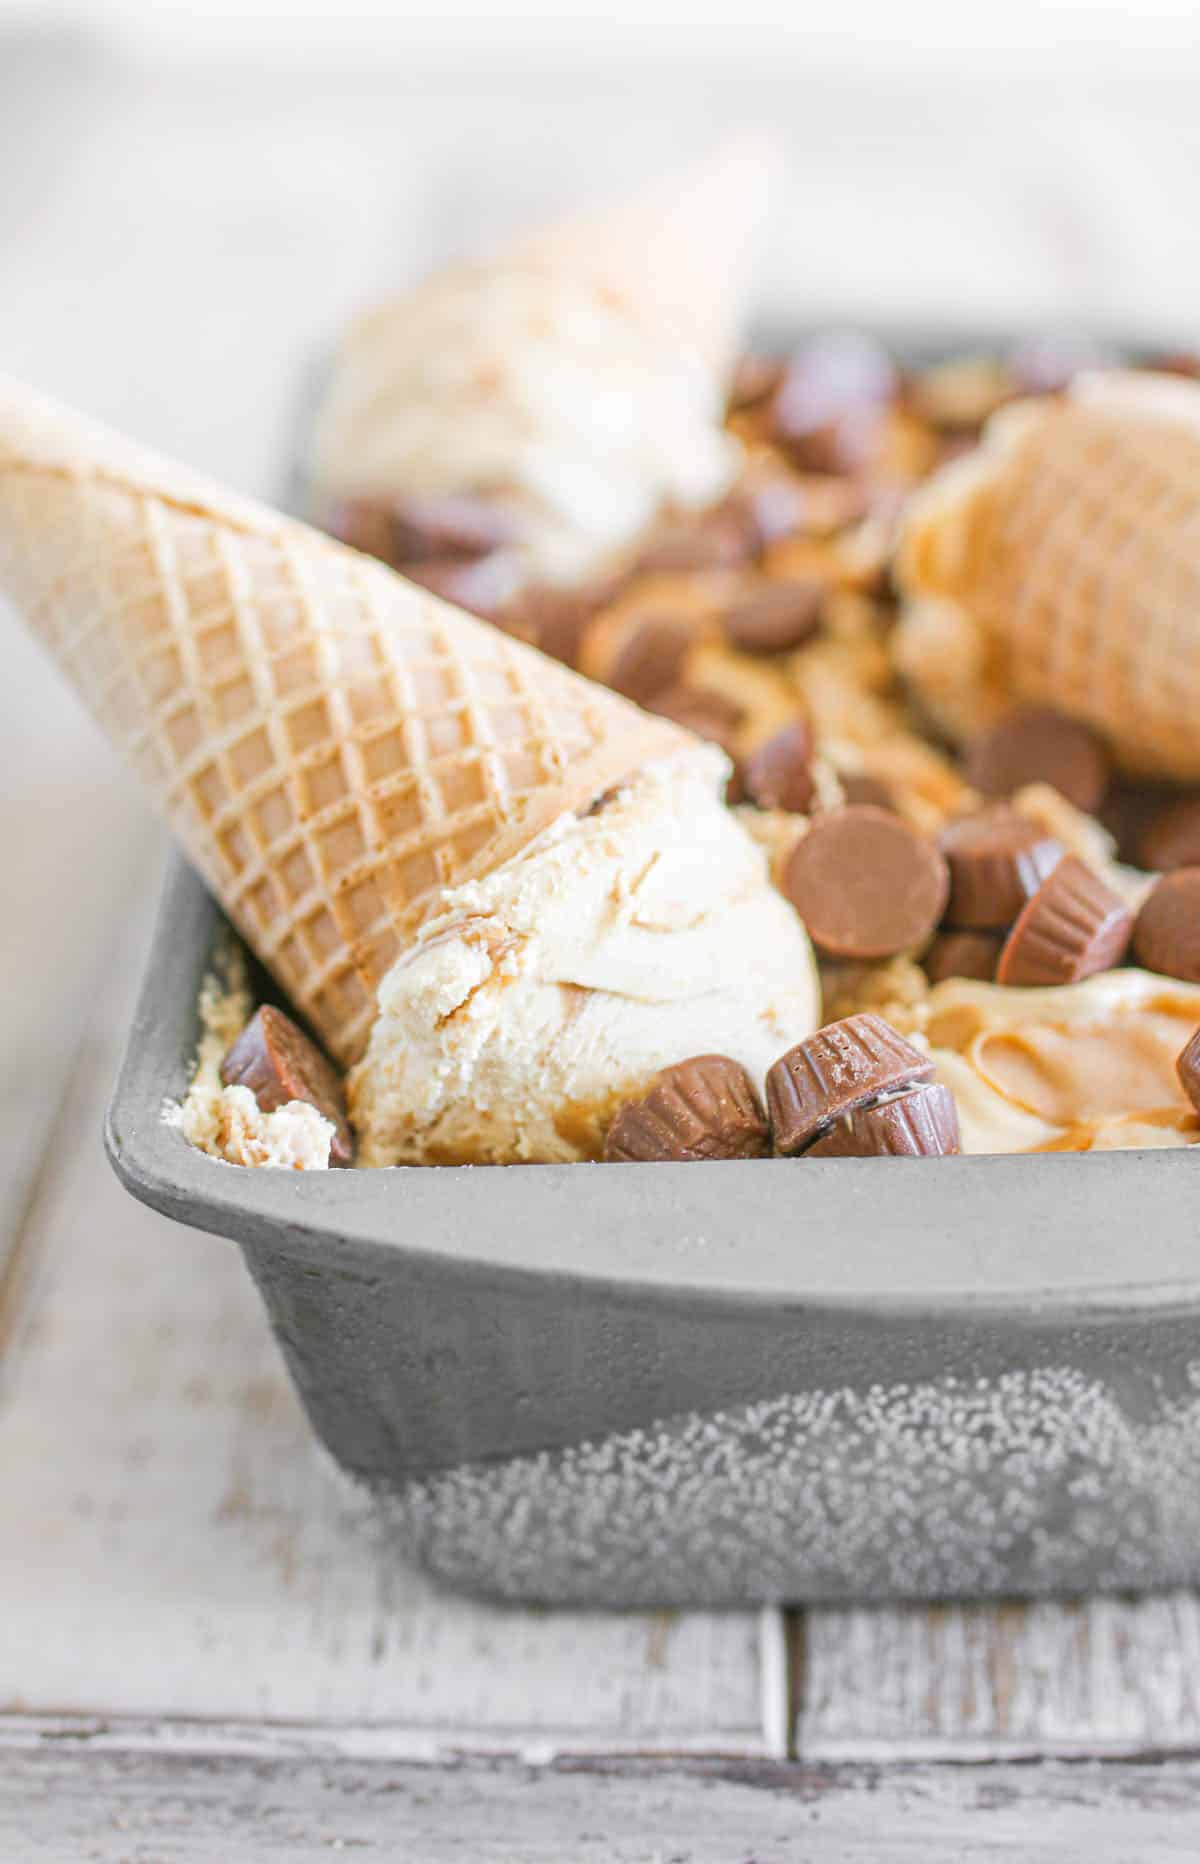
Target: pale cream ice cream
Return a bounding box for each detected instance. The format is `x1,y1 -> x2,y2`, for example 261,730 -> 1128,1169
348,750 -> 820,1165
311,264 -> 738,588
169,961 -> 336,1171
311,140 -> 776,591
911,971 -> 1200,1154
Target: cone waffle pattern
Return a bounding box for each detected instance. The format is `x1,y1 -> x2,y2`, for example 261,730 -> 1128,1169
902,382 -> 1200,780
0,381 -> 691,1062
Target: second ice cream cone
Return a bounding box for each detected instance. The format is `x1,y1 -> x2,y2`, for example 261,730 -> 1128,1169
897,372 -> 1200,781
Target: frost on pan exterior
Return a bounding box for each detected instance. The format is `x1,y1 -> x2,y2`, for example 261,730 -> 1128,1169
347,1364 -> 1200,1606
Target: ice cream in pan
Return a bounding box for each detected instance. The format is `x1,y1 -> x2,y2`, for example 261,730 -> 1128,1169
8,158 -> 1200,1168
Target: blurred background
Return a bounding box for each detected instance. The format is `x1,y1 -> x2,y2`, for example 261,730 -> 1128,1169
3,0 -> 1200,1202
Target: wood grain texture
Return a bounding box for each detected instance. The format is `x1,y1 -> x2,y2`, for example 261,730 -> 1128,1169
7,1741 -> 1200,1861
0,892 -> 768,1752
800,1598 -> 1200,1760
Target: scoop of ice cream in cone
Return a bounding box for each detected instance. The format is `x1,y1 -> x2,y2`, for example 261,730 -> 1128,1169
895,371 -> 1200,781
309,138 -> 774,591
0,375 -> 820,1164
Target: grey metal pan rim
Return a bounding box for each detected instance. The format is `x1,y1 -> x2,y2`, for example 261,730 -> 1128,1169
108,854 -> 1200,1319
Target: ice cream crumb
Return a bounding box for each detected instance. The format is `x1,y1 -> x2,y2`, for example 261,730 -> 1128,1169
166,948 -> 334,1170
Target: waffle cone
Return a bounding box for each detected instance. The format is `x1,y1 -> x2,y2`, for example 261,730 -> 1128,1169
512,135 -> 775,379
0,379 -> 694,1062
897,372 -> 1200,781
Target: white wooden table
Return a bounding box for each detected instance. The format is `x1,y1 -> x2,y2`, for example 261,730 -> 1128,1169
6,28 -> 1200,1857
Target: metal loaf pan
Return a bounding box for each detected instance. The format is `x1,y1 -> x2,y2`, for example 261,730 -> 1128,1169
107,852 -> 1200,1607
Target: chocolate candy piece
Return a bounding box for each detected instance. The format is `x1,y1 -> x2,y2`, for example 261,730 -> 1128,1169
322,495 -> 403,565
221,1005 -> 353,1166
783,806 -> 950,960
1176,1027 -> 1200,1111
728,353 -> 786,413
388,492 -> 518,563
324,492 -> 516,568
838,773 -> 895,812
996,855 -> 1132,987
721,580 -> 824,656
606,616 -> 693,706
648,683 -> 745,751
923,929 -> 1003,985
939,806 -> 1064,929
1007,332 -> 1116,397
604,1055 -> 770,1162
766,1013 -> 935,1155
403,551 -> 525,621
635,507 -> 756,573
1137,795 -> 1200,872
1100,781 -> 1175,865
770,332 -> 897,475
1133,869 -> 1200,983
964,706 -> 1110,814
742,719 -> 816,814
736,477 -> 812,549
805,1082 -> 961,1158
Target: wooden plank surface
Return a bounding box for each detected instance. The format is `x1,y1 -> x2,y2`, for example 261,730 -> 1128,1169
6,1743 -> 1200,1862
11,22 -> 1200,1818
800,1599 -> 1200,1761
0,878 -> 770,1754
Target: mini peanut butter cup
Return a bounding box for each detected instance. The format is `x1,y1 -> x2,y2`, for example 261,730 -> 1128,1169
923,929 -> 1003,985
838,773 -> 896,812
996,855 -> 1132,987
1176,1028 -> 1200,1113
606,616 -> 693,705
742,719 -> 816,813
964,705 -> 1110,814
635,507 -> 755,573
221,1005 -> 353,1166
648,683 -> 745,752
783,806 -> 949,960
938,806 -> 1064,929
604,1055 -> 770,1163
1137,796 -> 1200,872
766,1013 -> 935,1156
805,1081 -> 961,1158
721,580 -> 823,655
403,550 -> 524,621
1133,869 -> 1200,983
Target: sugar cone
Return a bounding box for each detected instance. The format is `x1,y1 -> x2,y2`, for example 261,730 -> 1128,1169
510,134 -> 776,379
897,372 -> 1200,782
0,379 -> 694,1063
308,139 -> 772,586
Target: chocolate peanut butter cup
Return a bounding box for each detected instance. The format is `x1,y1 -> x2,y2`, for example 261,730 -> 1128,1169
1137,796 -> 1200,872
221,1005 -> 354,1166
606,616 -> 693,705
604,1055 -> 770,1163
782,806 -> 949,959
721,580 -> 824,656
923,929 -> 1003,984
996,855 -> 1132,987
648,683 -> 745,752
939,806 -> 1064,929
766,1013 -> 935,1156
1133,869 -> 1200,983
742,719 -> 816,813
964,705 -> 1110,814
1176,1027 -> 1200,1113
805,1081 -> 961,1158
